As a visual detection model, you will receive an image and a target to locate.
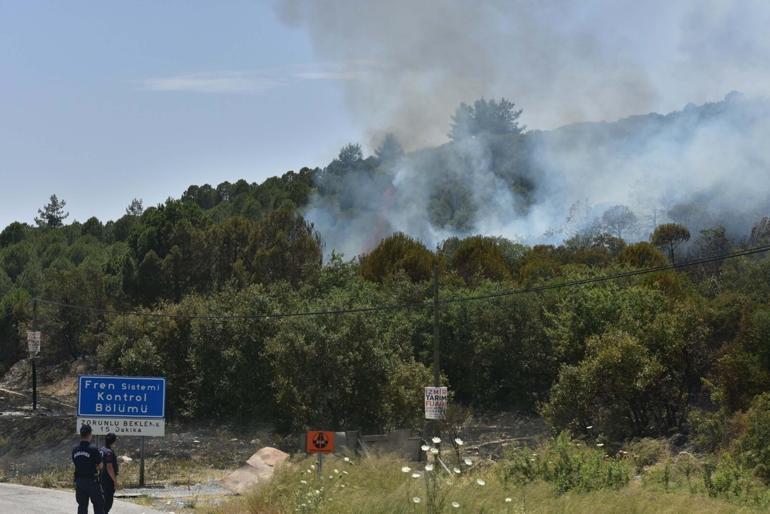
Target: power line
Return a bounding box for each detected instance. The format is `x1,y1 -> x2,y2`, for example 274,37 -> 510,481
31,244 -> 770,321
33,297 -> 431,320
441,243 -> 770,304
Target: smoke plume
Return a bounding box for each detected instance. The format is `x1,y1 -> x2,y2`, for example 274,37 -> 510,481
276,0 -> 770,256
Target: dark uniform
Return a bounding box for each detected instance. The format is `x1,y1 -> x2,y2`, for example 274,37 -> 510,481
99,444 -> 119,513
72,439 -> 104,514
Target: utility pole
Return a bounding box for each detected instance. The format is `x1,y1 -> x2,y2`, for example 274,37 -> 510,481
31,298 -> 38,411
432,261 -> 440,387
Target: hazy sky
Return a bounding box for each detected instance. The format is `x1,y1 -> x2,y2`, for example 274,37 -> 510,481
2,0 -> 770,229
0,0 -> 361,228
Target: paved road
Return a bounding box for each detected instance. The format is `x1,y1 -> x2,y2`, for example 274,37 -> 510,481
0,483 -> 166,514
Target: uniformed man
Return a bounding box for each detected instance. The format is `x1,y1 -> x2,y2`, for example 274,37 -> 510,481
99,433 -> 119,514
72,424 -> 104,514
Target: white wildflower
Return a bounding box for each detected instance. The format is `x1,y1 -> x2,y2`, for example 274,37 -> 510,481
452,501 -> 460,508
432,437 -> 441,444
464,458 -> 473,466
453,467 -> 461,474
401,466 -> 411,473
430,448 -> 439,455
421,444 -> 430,452
412,497 -> 421,504
505,497 -> 513,503
476,478 -> 486,486
454,438 -> 464,446
425,464 -> 434,472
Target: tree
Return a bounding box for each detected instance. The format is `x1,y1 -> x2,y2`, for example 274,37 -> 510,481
618,242 -> 667,268
35,194 -> 69,228
360,233 -> 434,283
689,226 -> 731,277
375,133 -> 404,164
81,217 -> 104,240
449,98 -> 525,141
0,222 -> 27,247
337,143 -> 363,167
247,210 -> 322,286
126,198 -> 144,216
542,330 -> 672,440
601,205 -> 637,240
651,223 -> 691,263
447,235 -> 512,283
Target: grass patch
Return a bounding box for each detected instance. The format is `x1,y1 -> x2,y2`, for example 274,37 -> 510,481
205,434 -> 770,514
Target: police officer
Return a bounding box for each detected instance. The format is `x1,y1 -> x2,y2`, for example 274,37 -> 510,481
99,433 -> 119,513
72,424 -> 105,514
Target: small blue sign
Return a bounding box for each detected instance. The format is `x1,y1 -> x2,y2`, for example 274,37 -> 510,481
78,375 -> 165,418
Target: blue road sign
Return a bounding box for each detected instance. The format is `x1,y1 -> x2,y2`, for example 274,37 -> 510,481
78,375 -> 165,418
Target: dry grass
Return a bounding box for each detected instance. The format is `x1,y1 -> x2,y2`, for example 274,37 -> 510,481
7,457 -> 227,490
204,453 -> 766,514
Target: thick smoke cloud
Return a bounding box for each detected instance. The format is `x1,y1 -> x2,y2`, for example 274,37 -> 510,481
277,0 -> 770,144
276,0 -> 770,256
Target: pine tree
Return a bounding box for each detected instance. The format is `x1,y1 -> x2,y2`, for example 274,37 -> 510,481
35,194 -> 69,228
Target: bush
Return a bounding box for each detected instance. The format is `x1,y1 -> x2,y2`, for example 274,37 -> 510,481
626,438 -> 669,473
735,393 -> 770,483
689,409 -> 726,453
541,331 -> 668,440
501,432 -> 631,493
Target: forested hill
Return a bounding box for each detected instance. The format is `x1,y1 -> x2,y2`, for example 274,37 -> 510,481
1,94 -> 770,444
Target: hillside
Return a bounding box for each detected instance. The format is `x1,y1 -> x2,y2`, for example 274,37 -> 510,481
1,96 -> 770,497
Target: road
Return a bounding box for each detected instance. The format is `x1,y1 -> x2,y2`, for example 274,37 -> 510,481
0,483 -> 167,513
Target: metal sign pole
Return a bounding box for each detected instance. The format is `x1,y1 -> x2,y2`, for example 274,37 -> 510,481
317,453 -> 323,481
139,437 -> 146,487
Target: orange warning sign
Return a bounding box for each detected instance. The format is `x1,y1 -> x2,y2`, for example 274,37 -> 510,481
306,431 -> 335,454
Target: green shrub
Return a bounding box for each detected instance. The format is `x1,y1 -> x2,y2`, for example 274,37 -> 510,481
689,408 -> 727,453
704,455 -> 754,499
626,438 -> 669,473
501,432 -> 631,493
735,393 -> 770,483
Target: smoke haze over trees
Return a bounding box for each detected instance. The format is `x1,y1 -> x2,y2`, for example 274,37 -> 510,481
305,93 -> 770,258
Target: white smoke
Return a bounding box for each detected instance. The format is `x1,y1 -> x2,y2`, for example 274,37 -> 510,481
277,0 -> 770,143
276,0 -> 770,256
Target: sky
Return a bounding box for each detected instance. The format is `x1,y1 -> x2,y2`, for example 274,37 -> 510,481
2,0 -> 770,229
0,0 -> 361,228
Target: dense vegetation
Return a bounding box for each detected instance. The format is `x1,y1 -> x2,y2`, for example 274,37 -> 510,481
2,97 -> 770,495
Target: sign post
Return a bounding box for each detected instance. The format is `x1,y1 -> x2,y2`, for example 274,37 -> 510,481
306,431 -> 335,479
424,386 -> 448,420
26,330 -> 41,411
77,375 -> 166,487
